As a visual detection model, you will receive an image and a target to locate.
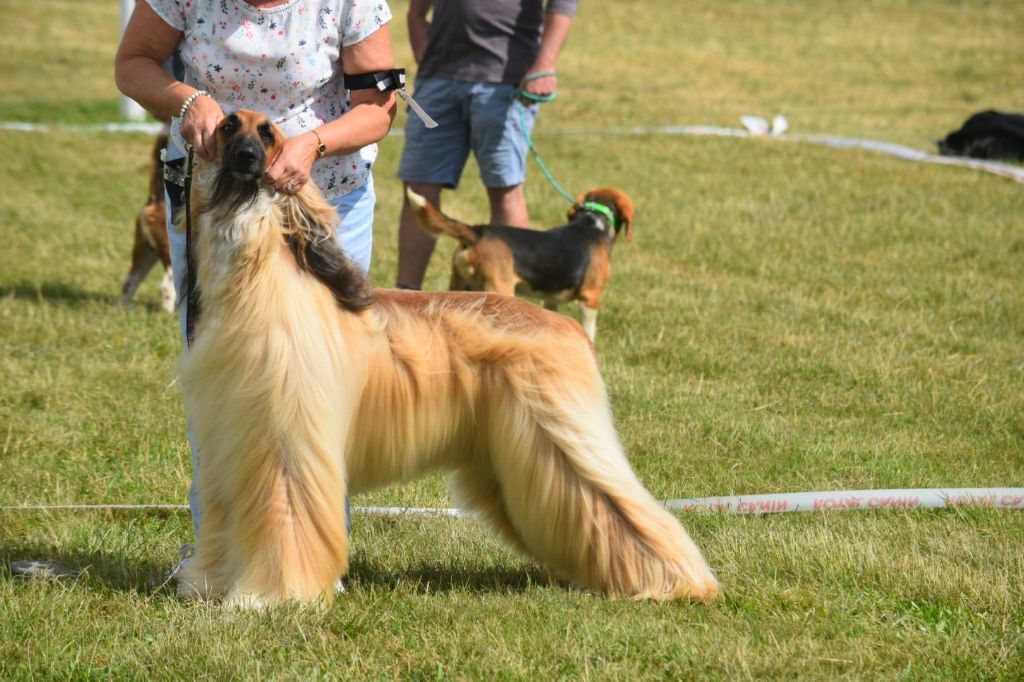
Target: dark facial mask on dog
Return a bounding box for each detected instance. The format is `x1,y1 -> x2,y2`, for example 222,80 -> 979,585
209,112 -> 281,214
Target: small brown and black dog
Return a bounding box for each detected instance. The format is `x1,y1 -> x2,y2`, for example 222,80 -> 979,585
120,132 -> 175,313
406,187 -> 634,342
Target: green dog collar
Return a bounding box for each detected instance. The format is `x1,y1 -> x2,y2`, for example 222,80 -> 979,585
580,201 -> 616,230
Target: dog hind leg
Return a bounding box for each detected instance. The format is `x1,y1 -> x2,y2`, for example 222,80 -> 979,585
477,363 -> 719,601
159,269 -> 176,313
447,465 -> 531,557
120,217 -> 159,308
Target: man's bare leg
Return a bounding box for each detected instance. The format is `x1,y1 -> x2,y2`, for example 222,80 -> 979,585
487,184 -> 529,227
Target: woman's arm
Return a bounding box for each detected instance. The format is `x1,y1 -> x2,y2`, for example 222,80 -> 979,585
266,25 -> 397,194
114,1 -> 224,159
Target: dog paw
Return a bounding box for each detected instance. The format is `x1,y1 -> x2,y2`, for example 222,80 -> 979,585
176,578 -> 209,600
160,271 -> 176,314
225,592 -> 271,611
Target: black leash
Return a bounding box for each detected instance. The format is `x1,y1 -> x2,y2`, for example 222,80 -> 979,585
183,149 -> 198,348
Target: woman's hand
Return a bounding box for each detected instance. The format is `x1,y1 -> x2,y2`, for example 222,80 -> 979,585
181,95 -> 225,161
264,132 -> 320,195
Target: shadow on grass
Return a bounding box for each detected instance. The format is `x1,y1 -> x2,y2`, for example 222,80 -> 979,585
1,542 -> 178,596
347,555 -> 561,595
2,544 -> 559,598
2,280 -> 170,313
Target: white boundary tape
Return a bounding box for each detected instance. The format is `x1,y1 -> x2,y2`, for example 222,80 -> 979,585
0,121 -> 167,134
1,488 -> 1021,516
663,487 -> 1024,514
2,121 -> 1022,184
548,124 -> 1024,184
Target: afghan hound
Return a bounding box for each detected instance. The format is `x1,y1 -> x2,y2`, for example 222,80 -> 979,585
176,110 -> 719,608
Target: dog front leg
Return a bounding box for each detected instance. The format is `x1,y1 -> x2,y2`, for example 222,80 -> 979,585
177,498 -> 232,601
578,302 -> 598,342
223,453 -> 350,609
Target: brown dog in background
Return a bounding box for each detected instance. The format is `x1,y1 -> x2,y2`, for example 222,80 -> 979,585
406,187 -> 634,342
120,132 -> 175,313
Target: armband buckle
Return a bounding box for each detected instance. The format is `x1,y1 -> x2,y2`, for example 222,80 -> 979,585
343,68 -> 437,129
343,68 -> 407,93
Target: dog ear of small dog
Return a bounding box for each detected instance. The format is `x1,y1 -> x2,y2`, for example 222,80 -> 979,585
610,189 -> 634,242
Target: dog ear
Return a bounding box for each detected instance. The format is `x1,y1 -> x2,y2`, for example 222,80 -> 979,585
613,190 -> 635,243
282,186 -> 373,312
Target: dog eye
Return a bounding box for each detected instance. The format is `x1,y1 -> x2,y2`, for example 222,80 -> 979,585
258,123 -> 276,145
220,116 -> 239,135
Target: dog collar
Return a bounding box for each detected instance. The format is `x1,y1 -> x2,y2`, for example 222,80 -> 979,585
580,201 -> 616,230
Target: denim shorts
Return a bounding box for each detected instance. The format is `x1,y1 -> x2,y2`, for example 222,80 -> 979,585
397,76 -> 539,189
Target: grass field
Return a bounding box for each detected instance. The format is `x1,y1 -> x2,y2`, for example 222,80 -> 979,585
2,0 -> 1023,678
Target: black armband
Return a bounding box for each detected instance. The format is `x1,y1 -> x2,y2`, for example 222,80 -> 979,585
345,68 -> 438,129
343,68 -> 406,93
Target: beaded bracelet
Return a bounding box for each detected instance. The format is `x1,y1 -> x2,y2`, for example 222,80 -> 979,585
178,90 -> 209,120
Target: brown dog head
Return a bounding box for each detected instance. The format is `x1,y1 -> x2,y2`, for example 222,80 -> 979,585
199,109 -> 371,312
209,110 -> 284,213
568,188 -> 635,242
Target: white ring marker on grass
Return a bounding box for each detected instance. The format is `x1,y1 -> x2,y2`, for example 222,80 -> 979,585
663,487 -> 1024,514
1,488 -> 1021,516
2,121 -> 1022,184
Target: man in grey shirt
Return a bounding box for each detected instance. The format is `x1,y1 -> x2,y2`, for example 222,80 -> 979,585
395,0 -> 578,290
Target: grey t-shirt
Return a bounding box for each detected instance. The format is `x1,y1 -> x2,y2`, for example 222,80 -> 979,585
418,0 -> 578,85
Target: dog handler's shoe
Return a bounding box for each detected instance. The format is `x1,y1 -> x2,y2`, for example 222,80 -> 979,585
165,544 -> 194,583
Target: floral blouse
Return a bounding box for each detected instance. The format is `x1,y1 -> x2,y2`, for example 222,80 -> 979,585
147,0 -> 392,199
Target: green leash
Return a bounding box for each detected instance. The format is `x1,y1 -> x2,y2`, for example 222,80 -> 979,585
514,70 -> 578,205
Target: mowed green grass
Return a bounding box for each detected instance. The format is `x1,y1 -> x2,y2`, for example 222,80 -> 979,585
2,0 -> 1023,678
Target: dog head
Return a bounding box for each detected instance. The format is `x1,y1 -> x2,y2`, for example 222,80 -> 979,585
568,188 -> 635,242
194,109 -> 372,313
209,110 -> 284,213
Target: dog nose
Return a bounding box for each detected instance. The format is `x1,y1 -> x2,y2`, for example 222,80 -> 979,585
234,146 -> 259,166
227,140 -> 265,179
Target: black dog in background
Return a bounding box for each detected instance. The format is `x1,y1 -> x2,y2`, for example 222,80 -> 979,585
937,110 -> 1024,162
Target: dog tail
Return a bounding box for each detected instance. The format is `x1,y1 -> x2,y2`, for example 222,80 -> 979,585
450,327 -> 720,602
405,188 -> 478,246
